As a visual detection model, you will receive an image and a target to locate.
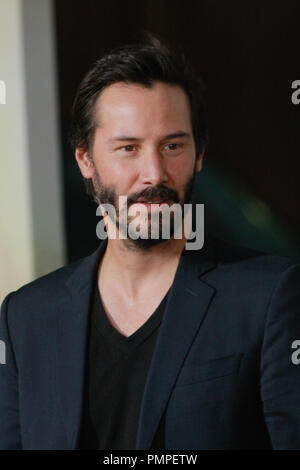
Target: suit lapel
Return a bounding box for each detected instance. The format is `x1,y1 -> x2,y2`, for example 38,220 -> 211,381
55,240 -> 107,449
136,238 -> 217,450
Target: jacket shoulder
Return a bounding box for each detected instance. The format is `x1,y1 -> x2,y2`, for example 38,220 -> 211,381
1,249 -> 98,314
208,235 -> 299,278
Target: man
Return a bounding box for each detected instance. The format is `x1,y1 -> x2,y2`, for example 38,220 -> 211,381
1,36 -> 300,450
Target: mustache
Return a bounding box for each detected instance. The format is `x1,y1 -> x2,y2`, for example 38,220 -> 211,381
127,185 -> 179,206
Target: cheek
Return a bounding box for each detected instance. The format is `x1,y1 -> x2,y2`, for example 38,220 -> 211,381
112,162 -> 137,188
94,158 -> 138,194
93,150 -> 123,180
167,158 -> 195,184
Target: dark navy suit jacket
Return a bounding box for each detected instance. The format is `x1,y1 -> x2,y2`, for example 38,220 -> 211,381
1,236 -> 300,450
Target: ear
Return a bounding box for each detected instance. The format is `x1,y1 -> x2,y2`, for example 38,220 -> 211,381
75,147 -> 94,178
195,149 -> 205,173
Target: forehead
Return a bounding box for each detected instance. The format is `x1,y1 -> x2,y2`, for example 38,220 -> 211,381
93,81 -> 193,136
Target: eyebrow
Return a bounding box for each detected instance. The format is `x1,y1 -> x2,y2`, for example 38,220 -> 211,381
109,131 -> 191,142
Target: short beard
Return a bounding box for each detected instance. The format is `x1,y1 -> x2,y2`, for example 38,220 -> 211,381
90,164 -> 197,251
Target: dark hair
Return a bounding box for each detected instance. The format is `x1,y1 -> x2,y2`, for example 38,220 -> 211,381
69,34 -> 208,194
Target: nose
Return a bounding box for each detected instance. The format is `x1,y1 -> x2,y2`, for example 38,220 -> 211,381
140,147 -> 168,186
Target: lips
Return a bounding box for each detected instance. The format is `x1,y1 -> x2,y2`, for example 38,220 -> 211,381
136,198 -> 169,204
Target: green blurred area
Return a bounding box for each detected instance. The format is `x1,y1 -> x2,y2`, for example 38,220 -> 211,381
195,164 -> 300,262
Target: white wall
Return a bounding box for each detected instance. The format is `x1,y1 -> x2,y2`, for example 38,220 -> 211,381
0,0 -> 66,303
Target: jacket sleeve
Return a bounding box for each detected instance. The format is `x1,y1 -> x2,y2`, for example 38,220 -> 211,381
260,263 -> 300,449
0,293 -> 22,449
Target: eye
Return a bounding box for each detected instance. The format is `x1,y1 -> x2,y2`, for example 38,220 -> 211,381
120,144 -> 137,152
163,142 -> 183,153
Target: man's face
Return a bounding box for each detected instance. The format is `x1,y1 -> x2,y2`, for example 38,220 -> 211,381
76,81 -> 203,249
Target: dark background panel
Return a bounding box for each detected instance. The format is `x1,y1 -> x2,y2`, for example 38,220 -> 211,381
54,0 -> 300,262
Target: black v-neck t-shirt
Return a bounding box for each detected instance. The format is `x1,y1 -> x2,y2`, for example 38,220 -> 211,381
77,284 -> 169,450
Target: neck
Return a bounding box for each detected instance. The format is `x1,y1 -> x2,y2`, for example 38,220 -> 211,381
98,236 -> 186,300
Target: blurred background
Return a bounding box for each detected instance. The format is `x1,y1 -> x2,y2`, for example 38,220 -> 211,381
1,0 -> 300,302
